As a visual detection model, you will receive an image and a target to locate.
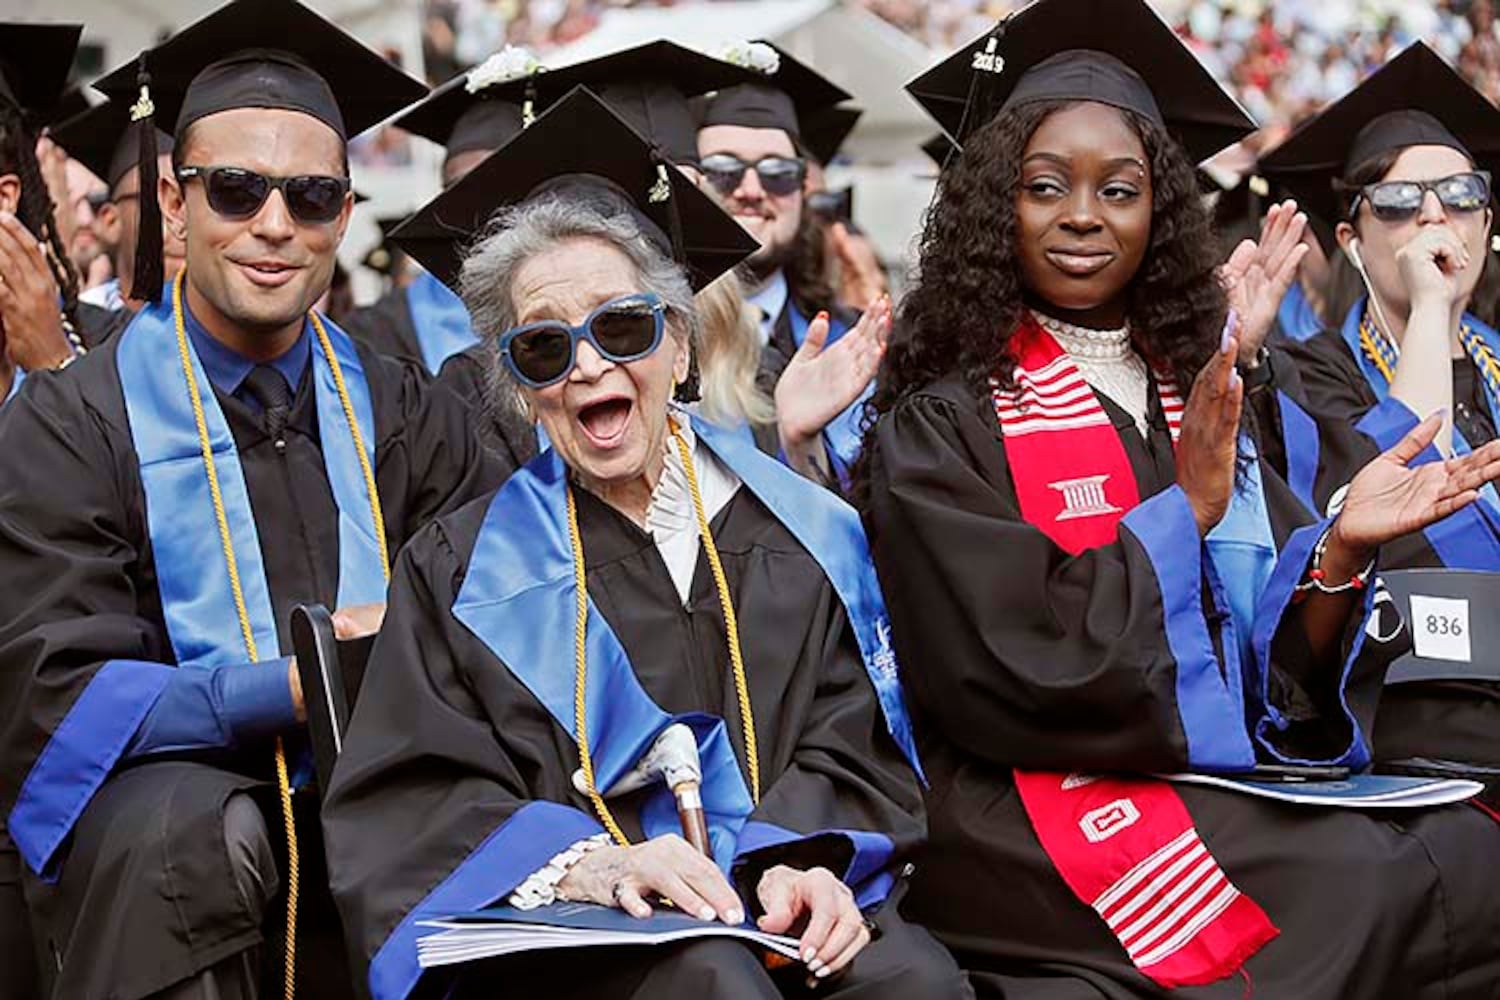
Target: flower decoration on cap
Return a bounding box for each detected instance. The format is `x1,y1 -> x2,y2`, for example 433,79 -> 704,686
715,40 -> 780,76
466,45 -> 544,94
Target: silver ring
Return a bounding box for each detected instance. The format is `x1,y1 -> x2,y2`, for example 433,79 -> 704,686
611,880 -> 626,905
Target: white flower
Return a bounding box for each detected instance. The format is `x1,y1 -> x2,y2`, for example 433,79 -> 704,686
465,45 -> 544,94
715,40 -> 780,76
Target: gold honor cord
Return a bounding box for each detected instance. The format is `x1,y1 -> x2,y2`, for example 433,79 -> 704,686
170,273 -> 391,999
568,417 -> 760,848
1361,308 -> 1500,415
1358,311 -> 1398,384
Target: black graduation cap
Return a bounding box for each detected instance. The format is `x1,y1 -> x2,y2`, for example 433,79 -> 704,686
391,47 -> 541,158
697,40 -> 852,143
0,23 -> 82,122
42,86 -> 92,130
390,85 -> 758,293
806,185 -> 853,224
92,0 -> 427,304
362,215 -> 408,277
1258,42 -> 1500,225
921,132 -> 959,170
801,105 -> 862,166
905,0 -> 1253,165
52,98 -> 173,191
476,40 -> 759,165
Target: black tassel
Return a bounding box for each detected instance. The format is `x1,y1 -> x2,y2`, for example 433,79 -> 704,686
130,53 -> 164,304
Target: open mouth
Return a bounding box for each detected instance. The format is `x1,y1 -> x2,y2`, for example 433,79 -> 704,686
576,396 -> 633,450
1045,249 -> 1116,277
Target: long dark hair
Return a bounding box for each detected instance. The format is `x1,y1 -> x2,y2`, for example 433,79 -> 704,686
869,99 -> 1226,418
0,104 -> 80,334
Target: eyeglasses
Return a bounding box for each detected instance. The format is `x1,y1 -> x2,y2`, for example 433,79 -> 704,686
500,292 -> 667,388
699,153 -> 807,198
176,166 -> 350,224
1353,171 -> 1492,222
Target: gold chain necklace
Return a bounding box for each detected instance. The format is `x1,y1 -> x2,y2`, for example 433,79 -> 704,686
569,417 -> 759,847
170,272 -> 389,999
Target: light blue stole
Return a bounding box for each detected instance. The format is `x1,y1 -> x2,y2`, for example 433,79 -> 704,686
452,415 -> 922,870
116,297 -> 387,666
407,270 -> 479,376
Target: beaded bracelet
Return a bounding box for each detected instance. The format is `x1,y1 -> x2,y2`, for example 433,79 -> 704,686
1292,525 -> 1375,600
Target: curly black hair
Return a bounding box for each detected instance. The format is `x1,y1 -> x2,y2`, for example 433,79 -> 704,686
0,104 -> 80,336
866,99 -> 1228,421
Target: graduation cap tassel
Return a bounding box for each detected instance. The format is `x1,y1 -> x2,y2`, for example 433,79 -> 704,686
649,154 -> 700,404
130,53 -> 165,304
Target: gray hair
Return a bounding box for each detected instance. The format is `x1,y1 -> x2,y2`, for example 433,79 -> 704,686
458,191 -> 699,417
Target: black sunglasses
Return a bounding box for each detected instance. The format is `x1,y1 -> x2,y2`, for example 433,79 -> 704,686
176,166 -> 350,224
699,153 -> 807,198
500,292 -> 667,388
1353,170 -> 1492,222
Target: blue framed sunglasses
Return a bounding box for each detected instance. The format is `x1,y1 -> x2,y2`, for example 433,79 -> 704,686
500,292 -> 667,388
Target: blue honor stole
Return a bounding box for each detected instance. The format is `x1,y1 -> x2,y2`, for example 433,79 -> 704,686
406,270 -> 480,376
1338,298 -> 1500,569
451,415 -> 923,870
116,298 -> 388,667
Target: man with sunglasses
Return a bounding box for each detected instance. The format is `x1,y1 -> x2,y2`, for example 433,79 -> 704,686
0,3 -> 499,997
1259,43 -> 1500,782
55,97 -> 185,313
697,42 -> 878,485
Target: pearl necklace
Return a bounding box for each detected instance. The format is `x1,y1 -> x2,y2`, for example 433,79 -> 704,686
1031,309 -> 1150,436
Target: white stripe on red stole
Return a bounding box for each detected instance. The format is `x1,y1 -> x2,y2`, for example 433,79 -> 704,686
997,319 -> 1277,988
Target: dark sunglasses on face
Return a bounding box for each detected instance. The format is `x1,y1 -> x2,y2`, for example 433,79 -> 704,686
699,153 -> 807,198
176,165 -> 350,224
501,291 -> 667,389
1353,170 -> 1492,222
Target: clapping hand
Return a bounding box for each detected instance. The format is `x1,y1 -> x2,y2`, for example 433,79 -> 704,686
775,296 -> 891,455
1175,314 -> 1243,536
1220,200 -> 1309,363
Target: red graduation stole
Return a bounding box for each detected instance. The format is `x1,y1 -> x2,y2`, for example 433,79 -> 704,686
993,319 -> 1277,989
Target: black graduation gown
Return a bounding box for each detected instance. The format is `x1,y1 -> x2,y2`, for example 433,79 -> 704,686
322,482 -> 937,1000
862,376 -> 1500,999
76,300 -> 130,349
1276,330 -> 1500,773
0,331 -> 498,1000
343,286 -> 424,367
434,344 -> 537,478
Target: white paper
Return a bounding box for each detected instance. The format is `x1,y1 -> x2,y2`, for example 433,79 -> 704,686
1409,594 -> 1471,663
1163,773 -> 1482,809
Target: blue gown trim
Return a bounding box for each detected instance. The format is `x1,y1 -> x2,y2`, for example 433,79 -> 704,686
367,801 -> 603,1000
9,660 -> 173,878
406,270 -> 479,376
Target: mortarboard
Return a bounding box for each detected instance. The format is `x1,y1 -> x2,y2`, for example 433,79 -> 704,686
477,41 -> 757,165
0,24 -> 82,123
392,46 -> 541,158
905,0 -> 1253,165
52,98 -> 173,191
801,105 -> 862,166
1258,42 -> 1500,224
697,40 -> 852,143
92,0 -> 427,303
390,85 -> 757,294
921,132 -> 959,171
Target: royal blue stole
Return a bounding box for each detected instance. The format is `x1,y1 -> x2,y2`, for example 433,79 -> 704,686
1337,298 -> 1500,568
451,414 -> 922,871
787,303 -> 868,483
406,270 -> 479,376
116,298 -> 387,667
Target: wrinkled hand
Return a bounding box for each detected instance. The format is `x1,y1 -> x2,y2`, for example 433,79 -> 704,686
1176,315 -> 1243,536
829,222 -> 888,313
775,296 -> 891,452
0,212 -> 69,371
757,865 -> 869,980
1395,225 -> 1471,310
1220,200 -> 1309,363
1331,411 -> 1500,555
557,834 -> 744,924
331,601 -> 386,640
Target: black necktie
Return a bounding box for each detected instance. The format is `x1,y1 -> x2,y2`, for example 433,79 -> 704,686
243,364 -> 292,441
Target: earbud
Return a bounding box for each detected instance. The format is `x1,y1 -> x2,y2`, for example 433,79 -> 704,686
1345,236 -> 1363,270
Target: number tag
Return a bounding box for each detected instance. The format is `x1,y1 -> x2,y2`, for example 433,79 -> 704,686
1409,595 -> 1471,663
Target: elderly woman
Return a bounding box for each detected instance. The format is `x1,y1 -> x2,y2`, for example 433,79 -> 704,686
862,3 -> 1500,997
322,89 -> 964,1000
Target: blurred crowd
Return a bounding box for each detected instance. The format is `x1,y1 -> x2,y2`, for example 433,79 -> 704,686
420,0 -> 1500,132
